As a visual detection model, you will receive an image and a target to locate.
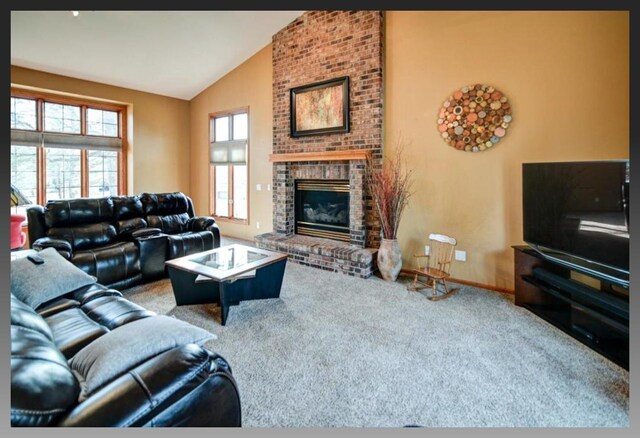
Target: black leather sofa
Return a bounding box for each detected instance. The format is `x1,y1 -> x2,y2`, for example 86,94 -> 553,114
27,192 -> 220,289
11,280 -> 241,427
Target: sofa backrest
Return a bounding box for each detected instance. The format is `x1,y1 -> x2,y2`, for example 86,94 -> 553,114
45,198 -> 114,228
27,192 -> 198,245
11,294 -> 80,426
43,198 -> 117,250
140,192 -> 195,235
111,195 -> 148,237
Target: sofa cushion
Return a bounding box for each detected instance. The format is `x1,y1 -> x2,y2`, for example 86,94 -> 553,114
36,297 -> 80,319
11,247 -> 97,310
69,283 -> 123,305
45,308 -> 110,359
72,241 -> 140,286
69,315 -> 216,401
141,192 -> 189,215
167,231 -> 214,259
147,213 -> 190,234
11,324 -> 80,426
11,294 -> 54,341
81,295 -> 155,330
44,197 -> 113,228
112,195 -> 144,220
48,222 -> 118,251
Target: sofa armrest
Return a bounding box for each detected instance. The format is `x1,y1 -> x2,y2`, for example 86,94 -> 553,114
32,237 -> 73,259
58,345 -> 241,427
134,232 -> 168,280
27,205 -> 47,245
188,217 -> 221,248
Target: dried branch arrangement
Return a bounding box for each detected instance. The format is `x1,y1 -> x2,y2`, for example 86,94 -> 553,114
366,143 -> 414,240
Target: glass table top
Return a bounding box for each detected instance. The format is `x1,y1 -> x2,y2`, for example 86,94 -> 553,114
190,246 -> 268,271
165,244 -> 287,281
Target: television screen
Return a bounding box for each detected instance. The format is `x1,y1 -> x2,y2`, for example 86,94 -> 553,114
522,161 -> 629,275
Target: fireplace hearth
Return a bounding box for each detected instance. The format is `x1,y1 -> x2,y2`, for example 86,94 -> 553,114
257,153 -> 379,278
295,179 -> 350,242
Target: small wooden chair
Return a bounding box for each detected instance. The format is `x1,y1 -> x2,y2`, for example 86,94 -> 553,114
408,233 -> 458,300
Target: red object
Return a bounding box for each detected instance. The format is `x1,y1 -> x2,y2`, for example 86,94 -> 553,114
10,214 -> 26,250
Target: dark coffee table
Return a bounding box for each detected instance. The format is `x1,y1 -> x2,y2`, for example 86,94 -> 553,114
165,244 -> 287,325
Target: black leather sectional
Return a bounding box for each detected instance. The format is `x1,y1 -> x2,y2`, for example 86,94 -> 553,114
27,192 -> 220,289
11,281 -> 241,427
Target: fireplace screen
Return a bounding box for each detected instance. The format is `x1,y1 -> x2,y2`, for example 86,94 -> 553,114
295,179 -> 350,242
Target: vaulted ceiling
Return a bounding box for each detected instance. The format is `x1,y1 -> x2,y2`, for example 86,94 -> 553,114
11,10 -> 304,100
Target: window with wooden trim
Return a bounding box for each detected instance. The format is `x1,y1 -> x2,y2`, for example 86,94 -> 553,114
9,91 -> 127,215
209,110 -> 249,223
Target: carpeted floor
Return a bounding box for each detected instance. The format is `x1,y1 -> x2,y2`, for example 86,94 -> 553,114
122,239 -> 629,427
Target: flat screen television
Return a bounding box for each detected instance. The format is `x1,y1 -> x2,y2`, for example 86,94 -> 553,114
522,160 -> 629,287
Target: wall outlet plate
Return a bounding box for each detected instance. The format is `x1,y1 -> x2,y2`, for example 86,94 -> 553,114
256,221 -> 260,229
455,250 -> 466,262
256,184 -> 262,191
267,184 -> 271,191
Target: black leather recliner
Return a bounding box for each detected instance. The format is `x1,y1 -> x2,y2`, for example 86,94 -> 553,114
140,192 -> 221,259
11,282 -> 241,427
27,192 -> 221,289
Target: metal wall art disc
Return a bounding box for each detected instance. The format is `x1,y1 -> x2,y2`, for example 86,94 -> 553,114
437,84 -> 512,152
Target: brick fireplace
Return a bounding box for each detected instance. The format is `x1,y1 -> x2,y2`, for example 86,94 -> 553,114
256,11 -> 383,278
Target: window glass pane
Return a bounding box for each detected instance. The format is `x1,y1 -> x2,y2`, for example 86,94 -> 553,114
232,165 -> 247,220
88,150 -> 119,197
44,102 -> 81,134
215,165 -> 229,217
87,108 -> 119,137
233,113 -> 248,140
45,148 -> 81,200
11,97 -> 37,130
215,117 -> 229,142
11,145 -> 38,216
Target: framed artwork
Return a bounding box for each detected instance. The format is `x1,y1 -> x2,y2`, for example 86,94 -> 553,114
290,76 -> 349,137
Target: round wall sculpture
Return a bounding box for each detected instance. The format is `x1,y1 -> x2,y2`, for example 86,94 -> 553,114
437,84 -> 512,152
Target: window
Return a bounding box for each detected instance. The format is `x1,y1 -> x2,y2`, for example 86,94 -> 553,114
46,148 -> 82,200
44,102 -> 81,133
87,108 -> 118,137
10,89 -> 127,209
10,97 -> 37,130
209,110 -> 249,223
10,145 -> 37,216
88,150 -> 119,197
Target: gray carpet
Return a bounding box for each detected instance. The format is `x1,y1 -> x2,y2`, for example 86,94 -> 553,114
122,243 -> 629,427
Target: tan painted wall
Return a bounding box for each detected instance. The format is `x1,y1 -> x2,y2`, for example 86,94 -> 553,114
385,11 -> 629,289
11,66 -> 191,196
189,45 -> 273,240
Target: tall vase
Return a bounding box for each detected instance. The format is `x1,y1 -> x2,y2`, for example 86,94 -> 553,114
378,238 -> 402,282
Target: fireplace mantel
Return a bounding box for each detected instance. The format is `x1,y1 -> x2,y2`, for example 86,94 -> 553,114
269,150 -> 372,163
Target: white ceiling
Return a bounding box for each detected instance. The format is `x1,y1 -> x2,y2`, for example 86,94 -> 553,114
11,10 -> 304,100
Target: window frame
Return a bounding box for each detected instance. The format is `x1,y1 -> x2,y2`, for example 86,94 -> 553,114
10,87 -> 128,206
209,107 -> 250,225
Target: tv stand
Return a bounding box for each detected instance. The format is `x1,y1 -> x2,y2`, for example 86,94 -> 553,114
513,246 -> 629,369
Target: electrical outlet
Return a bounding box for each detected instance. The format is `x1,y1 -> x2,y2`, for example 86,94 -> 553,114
256,184 -> 262,191
455,250 -> 466,262
256,221 -> 260,229
424,245 -> 430,256
267,184 -> 271,191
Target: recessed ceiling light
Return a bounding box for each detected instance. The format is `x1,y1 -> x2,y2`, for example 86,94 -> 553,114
72,11 -> 79,17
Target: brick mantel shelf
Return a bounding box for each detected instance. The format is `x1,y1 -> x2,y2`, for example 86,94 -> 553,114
269,150 -> 372,163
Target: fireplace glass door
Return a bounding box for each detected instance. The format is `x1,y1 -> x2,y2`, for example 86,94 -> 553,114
295,179 -> 350,242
